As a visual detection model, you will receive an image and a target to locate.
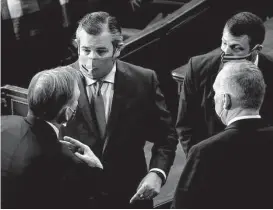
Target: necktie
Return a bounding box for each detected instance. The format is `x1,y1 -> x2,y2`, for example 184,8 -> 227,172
93,81 -> 106,139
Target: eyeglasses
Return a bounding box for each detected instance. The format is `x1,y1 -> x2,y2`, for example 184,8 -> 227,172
67,105 -> 77,121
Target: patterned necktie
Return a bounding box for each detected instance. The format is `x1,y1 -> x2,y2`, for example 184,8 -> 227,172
92,81 -> 106,139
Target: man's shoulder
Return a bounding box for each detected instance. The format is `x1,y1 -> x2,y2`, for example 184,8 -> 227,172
190,48 -> 222,68
1,115 -> 27,132
182,48 -> 222,82
1,116 -> 31,154
191,123 -> 273,155
116,60 -> 156,79
190,128 -> 239,155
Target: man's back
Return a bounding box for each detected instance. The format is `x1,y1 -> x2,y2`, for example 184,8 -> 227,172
173,119 -> 273,208
1,115 -> 96,208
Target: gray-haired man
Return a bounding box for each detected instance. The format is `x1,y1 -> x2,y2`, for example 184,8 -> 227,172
172,60 -> 273,208
1,67 -> 102,208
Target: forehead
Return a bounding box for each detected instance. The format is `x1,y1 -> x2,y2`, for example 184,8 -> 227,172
78,29 -> 113,48
222,28 -> 250,46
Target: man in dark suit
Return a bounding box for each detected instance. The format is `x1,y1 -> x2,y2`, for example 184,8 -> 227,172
176,12 -> 273,155
1,67 -> 103,208
172,60 -> 273,208
60,11 -> 178,208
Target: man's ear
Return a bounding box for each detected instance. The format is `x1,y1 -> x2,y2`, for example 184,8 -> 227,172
223,94 -> 232,110
113,46 -> 122,58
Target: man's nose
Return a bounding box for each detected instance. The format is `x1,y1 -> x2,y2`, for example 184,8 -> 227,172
87,51 -> 98,59
222,45 -> 232,54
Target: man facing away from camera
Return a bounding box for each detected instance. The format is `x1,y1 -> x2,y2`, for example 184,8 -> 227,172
176,12 -> 273,155
1,67 -> 103,208
60,11 -> 178,208
172,60 -> 273,208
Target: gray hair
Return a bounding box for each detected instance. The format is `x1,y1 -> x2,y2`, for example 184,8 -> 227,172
218,60 -> 266,110
75,11 -> 124,50
28,66 -> 79,121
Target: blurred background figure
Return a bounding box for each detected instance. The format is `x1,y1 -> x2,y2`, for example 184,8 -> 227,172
1,0 -> 103,88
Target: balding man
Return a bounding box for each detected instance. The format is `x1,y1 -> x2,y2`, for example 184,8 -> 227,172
172,60 -> 273,208
1,67 -> 102,208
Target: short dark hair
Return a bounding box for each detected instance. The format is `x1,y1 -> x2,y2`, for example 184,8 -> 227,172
28,67 -> 78,121
76,11 -> 123,49
225,12 -> 265,48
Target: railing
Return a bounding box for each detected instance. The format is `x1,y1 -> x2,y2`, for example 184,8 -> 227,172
1,85 -> 28,116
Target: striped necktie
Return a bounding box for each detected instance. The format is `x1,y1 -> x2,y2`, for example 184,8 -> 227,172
92,81 -> 106,139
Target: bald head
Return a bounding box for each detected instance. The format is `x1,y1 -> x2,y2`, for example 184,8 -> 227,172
214,60 -> 266,111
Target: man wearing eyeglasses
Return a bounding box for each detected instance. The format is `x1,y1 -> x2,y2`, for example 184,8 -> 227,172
60,11 -> 178,208
176,12 -> 273,156
1,67 -> 103,208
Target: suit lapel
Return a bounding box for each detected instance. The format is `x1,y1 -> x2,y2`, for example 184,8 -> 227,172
103,61 -> 132,154
71,61 -> 101,140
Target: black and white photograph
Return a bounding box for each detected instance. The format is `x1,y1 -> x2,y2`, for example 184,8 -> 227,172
1,0 -> 273,208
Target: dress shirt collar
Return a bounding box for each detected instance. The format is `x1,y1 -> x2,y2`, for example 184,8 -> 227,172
84,63 -> 116,86
46,121 -> 59,137
227,115 -> 261,126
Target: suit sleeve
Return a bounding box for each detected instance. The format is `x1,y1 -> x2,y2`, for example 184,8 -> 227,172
148,71 -> 178,179
171,145 -> 208,208
176,58 -> 202,156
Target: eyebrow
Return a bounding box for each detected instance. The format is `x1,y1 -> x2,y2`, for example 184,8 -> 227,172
81,46 -> 108,50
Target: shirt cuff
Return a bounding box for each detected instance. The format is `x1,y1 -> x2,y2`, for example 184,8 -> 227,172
149,168 -> 166,181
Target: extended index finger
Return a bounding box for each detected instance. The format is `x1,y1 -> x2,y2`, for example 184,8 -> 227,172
129,184 -> 146,203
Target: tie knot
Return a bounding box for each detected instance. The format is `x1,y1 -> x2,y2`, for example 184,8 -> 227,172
95,80 -> 104,96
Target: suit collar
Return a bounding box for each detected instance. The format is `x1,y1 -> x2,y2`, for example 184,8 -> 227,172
24,114 -> 58,141
225,118 -> 268,131
105,60 -> 133,139
227,115 -> 261,126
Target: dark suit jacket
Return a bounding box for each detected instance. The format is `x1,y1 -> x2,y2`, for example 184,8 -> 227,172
172,118 -> 273,208
1,115 -> 99,208
176,48 -> 273,155
60,60 -> 178,208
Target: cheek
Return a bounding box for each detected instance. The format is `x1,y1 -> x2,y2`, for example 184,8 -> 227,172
214,97 -> 221,113
79,54 -> 88,65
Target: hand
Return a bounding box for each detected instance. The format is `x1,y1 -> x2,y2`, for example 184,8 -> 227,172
130,0 -> 142,11
60,136 -> 103,169
130,172 -> 162,203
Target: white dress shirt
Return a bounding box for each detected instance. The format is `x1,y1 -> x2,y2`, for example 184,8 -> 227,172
85,64 -> 115,122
